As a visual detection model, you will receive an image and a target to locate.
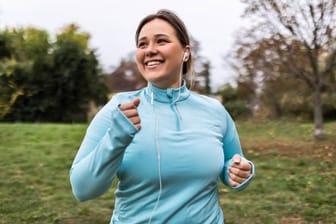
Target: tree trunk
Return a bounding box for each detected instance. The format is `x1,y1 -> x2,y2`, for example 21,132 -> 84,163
313,82 -> 324,139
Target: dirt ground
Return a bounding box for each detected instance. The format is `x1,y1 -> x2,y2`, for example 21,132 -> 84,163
243,140 -> 335,162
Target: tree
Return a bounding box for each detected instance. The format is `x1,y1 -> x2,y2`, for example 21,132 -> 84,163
198,61 -> 211,94
218,83 -> 252,119
46,24 -> 107,122
228,37 -> 315,119
0,27 -> 52,120
189,36 -> 212,94
226,38 -> 262,118
239,0 -> 336,139
0,24 -> 107,122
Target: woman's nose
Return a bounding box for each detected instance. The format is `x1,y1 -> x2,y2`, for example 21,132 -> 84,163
145,43 -> 158,57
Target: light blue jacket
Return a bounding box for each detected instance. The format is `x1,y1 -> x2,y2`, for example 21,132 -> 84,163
70,82 -> 255,224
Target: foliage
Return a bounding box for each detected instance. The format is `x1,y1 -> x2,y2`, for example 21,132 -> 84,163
229,35 -> 336,121
219,84 -> 251,119
0,24 -> 108,122
0,28 -> 50,119
189,36 -> 212,93
232,0 -> 336,138
0,122 -> 335,223
197,60 -> 211,94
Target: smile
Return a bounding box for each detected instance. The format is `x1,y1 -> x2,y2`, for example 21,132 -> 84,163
145,60 -> 163,68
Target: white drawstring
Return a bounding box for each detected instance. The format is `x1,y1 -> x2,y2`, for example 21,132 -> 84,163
148,90 -> 162,224
151,91 -> 154,105
147,57 -> 184,223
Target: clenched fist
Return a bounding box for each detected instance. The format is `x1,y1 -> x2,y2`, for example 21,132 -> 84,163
228,154 -> 252,187
119,98 -> 141,130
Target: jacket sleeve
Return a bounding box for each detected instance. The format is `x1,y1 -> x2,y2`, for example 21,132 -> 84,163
69,96 -> 138,201
220,110 -> 255,190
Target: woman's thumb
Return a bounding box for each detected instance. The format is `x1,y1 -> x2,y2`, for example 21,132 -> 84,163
133,98 -> 141,107
232,154 -> 241,165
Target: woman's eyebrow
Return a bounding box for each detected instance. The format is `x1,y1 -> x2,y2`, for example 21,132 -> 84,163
138,33 -> 170,42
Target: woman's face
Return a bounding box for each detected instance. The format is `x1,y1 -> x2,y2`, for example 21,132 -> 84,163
135,19 -> 187,89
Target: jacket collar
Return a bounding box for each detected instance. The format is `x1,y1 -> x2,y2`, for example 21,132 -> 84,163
145,81 -> 190,104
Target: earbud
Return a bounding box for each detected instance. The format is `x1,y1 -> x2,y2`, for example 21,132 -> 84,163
183,51 -> 189,62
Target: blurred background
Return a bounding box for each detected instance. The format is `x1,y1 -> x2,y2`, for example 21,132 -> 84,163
0,1 -> 335,223
1,0 -> 335,137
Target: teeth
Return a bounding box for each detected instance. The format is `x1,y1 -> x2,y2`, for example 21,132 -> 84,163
147,61 -> 161,66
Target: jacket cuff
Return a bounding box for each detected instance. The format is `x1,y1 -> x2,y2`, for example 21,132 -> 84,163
230,158 -> 255,191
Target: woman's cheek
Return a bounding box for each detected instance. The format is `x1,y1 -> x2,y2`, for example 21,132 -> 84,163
135,51 -> 144,67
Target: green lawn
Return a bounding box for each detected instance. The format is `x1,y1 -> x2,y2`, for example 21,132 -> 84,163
0,121 -> 335,224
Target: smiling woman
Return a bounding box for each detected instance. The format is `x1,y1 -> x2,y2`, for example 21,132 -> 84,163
135,18 -> 191,89
69,9 -> 255,224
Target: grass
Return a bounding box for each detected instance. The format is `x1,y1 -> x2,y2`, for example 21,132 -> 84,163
0,121 -> 335,223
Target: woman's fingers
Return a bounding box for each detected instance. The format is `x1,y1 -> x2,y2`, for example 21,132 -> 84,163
229,166 -> 251,179
129,116 -> 141,127
119,98 -> 141,129
228,173 -> 244,187
229,154 -> 252,186
119,98 -> 140,110
229,178 -> 240,187
122,108 -> 139,118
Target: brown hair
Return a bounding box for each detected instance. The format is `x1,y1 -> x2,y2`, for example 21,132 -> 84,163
135,9 -> 192,75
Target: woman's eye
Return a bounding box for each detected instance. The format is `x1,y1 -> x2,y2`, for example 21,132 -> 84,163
158,39 -> 168,44
138,42 -> 147,49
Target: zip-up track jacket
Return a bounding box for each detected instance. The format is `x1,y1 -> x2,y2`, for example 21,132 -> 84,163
70,83 -> 255,224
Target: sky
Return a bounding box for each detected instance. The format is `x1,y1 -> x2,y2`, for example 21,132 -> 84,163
0,0 -> 249,90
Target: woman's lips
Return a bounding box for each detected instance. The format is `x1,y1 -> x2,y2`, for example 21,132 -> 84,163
145,60 -> 163,69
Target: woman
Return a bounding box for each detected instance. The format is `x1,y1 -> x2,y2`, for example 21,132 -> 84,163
70,9 -> 255,224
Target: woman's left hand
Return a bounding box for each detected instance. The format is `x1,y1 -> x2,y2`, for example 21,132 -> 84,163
228,154 -> 252,187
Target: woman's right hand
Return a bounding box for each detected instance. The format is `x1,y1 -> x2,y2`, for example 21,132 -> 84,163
119,98 -> 141,130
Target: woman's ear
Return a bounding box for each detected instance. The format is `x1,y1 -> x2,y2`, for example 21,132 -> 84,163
183,45 -> 191,61
183,52 -> 189,61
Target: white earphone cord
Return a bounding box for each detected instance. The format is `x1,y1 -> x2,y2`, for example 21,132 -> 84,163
147,52 -> 186,224
147,101 -> 162,224
172,52 -> 186,105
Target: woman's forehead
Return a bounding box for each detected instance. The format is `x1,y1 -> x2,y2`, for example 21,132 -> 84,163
138,19 -> 176,40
